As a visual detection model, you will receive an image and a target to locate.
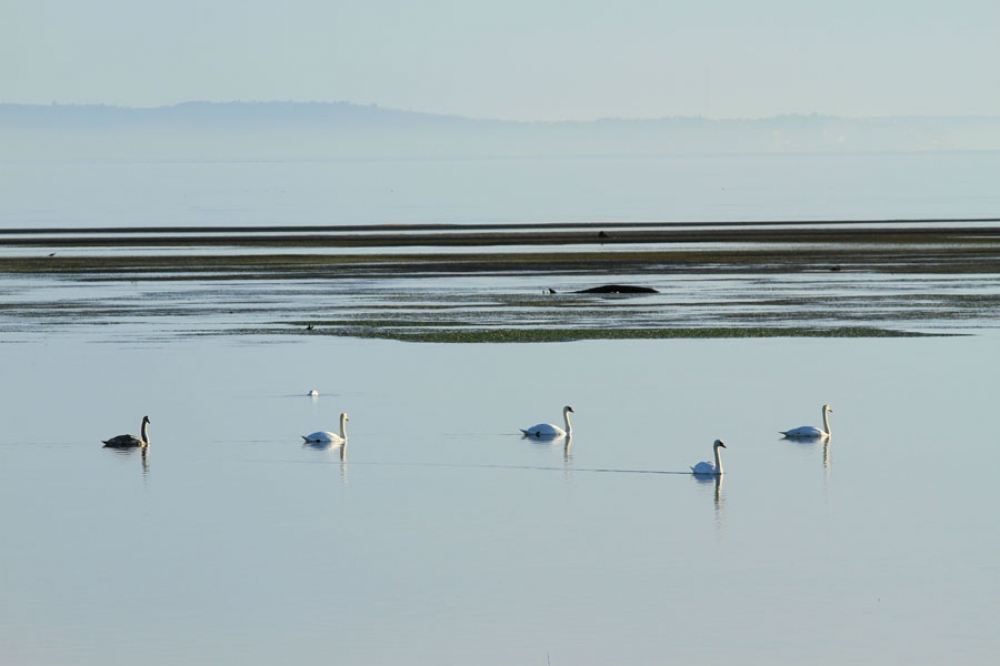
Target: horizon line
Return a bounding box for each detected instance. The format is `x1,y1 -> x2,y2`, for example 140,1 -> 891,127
3,100 -> 1000,125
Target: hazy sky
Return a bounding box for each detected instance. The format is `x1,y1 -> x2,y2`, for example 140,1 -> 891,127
2,0 -> 999,120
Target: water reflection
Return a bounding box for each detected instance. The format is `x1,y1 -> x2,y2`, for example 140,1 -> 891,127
302,438 -> 349,483
691,472 -> 725,531
781,432 -> 827,444
521,431 -> 573,465
782,432 -> 832,474
104,445 -> 149,477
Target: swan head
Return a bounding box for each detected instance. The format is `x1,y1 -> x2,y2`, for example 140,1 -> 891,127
823,404 -> 833,413
341,412 -> 350,422
563,406 -> 575,414
713,439 -> 726,449
142,415 -> 151,425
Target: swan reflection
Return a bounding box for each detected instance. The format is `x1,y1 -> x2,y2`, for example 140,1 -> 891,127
104,444 -> 149,476
781,430 -> 833,474
521,429 -> 573,464
692,470 -> 725,529
303,438 -> 349,461
302,436 -> 349,484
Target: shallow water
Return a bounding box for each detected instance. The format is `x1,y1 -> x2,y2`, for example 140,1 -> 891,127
2,333 -> 1000,665
3,152 -> 1000,230
5,259 -> 1000,344
3,150 -> 1000,664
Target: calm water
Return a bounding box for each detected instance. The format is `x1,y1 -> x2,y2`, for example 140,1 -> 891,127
2,335 -> 1000,665
3,152 -> 1000,665
2,151 -> 1000,229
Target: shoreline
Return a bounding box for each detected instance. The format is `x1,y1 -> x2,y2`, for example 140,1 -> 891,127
3,220 -> 1000,342
3,221 -> 1000,276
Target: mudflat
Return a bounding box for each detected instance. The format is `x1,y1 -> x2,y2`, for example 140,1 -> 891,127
3,219 -> 1000,272
2,220 -> 999,341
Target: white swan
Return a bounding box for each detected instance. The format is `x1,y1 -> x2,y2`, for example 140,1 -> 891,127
520,405 -> 574,438
102,415 -> 151,448
691,439 -> 726,475
781,404 -> 833,439
308,390 -> 319,397
303,412 -> 349,446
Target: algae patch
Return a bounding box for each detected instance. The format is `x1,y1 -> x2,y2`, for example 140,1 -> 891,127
285,324 -> 932,343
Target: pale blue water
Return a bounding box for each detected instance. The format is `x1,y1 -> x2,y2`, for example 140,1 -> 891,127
2,152 -> 999,230
3,151 -> 1000,665
2,335 -> 1000,665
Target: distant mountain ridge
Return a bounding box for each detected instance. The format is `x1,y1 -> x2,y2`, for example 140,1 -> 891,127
3,100 -> 999,127
0,101 -> 473,128
3,101 -> 1000,158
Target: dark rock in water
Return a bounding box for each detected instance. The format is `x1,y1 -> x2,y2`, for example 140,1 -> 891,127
574,284 -> 659,294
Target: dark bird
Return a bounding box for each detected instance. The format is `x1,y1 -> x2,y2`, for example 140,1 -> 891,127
102,415 -> 151,448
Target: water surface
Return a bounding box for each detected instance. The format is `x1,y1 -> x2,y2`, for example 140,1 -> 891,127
3,152 -> 1000,230
2,334 -> 1000,665
2,150 -> 1000,665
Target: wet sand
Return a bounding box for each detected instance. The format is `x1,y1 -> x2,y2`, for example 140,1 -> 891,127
2,220 -> 1000,341
3,219 -> 1000,276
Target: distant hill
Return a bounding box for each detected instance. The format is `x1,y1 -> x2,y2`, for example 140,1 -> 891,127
2,102 -> 1000,159
0,101 -> 468,129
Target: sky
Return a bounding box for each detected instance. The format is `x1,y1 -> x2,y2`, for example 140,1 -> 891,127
2,0 -> 999,121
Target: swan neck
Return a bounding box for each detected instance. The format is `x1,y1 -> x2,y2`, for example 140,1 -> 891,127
340,414 -> 349,440
714,445 -> 723,474
564,410 -> 573,435
140,419 -> 149,445
822,408 -> 831,436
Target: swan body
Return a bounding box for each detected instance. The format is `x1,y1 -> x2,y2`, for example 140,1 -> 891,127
102,415 -> 151,448
691,439 -> 726,475
781,404 -> 833,439
520,405 -> 574,439
303,412 -> 349,446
